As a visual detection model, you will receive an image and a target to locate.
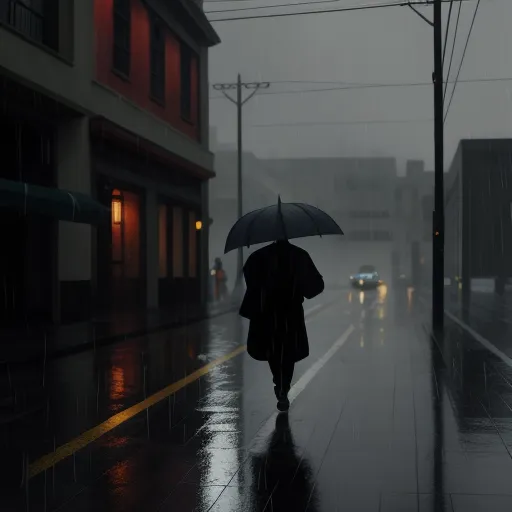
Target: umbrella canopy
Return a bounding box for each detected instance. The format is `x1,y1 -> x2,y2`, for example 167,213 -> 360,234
224,196 -> 343,254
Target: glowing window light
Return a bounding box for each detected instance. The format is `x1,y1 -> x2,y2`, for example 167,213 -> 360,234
195,220 -> 203,231
112,189 -> 123,225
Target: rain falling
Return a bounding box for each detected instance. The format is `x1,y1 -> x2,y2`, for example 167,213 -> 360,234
2,0 -> 512,511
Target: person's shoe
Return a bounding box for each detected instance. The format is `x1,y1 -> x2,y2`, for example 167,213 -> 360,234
276,393 -> 290,412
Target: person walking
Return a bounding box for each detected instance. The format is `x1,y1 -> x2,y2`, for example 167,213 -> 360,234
239,239 -> 324,412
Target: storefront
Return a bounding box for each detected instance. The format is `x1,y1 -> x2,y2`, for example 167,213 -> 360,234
91,118 -> 207,317
95,178 -> 146,313
157,200 -> 202,308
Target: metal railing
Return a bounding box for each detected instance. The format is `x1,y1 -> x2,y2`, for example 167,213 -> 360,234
1,0 -> 45,45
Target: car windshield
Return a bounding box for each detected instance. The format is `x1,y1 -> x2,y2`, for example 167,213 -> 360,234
359,265 -> 375,273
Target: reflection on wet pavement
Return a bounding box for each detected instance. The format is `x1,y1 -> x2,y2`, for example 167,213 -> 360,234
5,288 -> 512,510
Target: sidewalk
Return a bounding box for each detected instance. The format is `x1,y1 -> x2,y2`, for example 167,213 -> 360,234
0,298 -> 240,365
421,287 -> 512,359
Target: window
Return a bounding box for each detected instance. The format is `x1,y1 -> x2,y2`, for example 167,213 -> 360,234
348,230 -> 372,241
349,210 -> 390,219
150,17 -> 165,104
180,42 -> 193,120
113,0 -> 131,77
373,230 -> 392,241
1,0 -> 51,46
172,207 -> 184,278
158,204 -> 167,278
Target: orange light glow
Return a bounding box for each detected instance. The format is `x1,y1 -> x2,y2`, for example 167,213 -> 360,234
195,220 -> 203,231
112,189 -> 123,225
112,200 -> 122,224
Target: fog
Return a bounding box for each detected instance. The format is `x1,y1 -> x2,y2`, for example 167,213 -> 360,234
208,0 -> 512,170
206,0 -> 512,302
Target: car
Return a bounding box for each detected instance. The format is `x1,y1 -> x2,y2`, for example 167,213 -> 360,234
350,265 -> 383,289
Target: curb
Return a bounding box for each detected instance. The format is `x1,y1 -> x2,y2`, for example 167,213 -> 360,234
5,303 -> 240,366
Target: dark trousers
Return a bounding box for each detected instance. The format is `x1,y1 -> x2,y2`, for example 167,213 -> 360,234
268,356 -> 295,396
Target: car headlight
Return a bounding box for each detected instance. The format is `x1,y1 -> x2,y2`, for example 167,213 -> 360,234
359,279 -> 364,285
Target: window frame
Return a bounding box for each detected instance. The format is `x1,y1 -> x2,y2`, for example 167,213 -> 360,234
149,15 -> 166,105
180,41 -> 193,122
112,0 -> 131,79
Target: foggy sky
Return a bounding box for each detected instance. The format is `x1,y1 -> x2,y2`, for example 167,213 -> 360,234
207,0 -> 512,174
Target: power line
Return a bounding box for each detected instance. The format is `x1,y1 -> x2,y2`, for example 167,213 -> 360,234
209,76 -> 512,99
205,0 -> 341,14
443,0 -> 463,100
442,0 -> 454,67
250,118 -> 434,127
207,0 -> 466,23
444,0 -> 482,123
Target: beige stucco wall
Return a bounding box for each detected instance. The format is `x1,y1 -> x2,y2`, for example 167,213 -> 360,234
57,117 -> 92,282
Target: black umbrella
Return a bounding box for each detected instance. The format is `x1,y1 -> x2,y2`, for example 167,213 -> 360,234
224,196 -> 343,254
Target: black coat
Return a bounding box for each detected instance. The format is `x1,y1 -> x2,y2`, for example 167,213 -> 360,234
239,241 -> 324,363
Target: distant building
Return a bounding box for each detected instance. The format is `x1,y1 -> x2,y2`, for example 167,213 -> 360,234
209,147 -> 283,291
394,160 -> 434,286
0,0 -> 219,326
261,157 -> 398,284
445,139 -> 512,315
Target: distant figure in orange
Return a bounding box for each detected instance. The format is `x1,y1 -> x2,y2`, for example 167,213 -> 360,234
213,257 -> 228,302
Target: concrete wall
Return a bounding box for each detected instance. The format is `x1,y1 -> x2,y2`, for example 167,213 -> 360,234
56,117 -> 93,321
57,118 -> 92,282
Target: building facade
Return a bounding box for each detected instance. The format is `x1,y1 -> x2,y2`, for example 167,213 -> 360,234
445,139 -> 512,315
393,160 -> 434,287
0,0 -> 219,326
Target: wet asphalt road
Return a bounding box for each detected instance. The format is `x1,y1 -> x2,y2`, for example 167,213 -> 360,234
4,285 -> 512,511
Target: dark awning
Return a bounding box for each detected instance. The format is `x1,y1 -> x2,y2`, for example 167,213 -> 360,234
0,178 -> 109,225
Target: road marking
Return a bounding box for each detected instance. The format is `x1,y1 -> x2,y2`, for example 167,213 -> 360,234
304,303 -> 322,316
288,324 -> 355,402
249,324 -> 356,452
27,300 -> 332,479
418,296 -> 512,369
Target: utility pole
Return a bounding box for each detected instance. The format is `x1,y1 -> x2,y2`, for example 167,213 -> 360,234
213,75 -> 270,297
432,0 -> 444,332
407,0 -> 444,331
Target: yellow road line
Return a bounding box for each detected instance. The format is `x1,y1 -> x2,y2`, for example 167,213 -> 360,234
28,344 -> 247,479
28,299 -> 341,480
